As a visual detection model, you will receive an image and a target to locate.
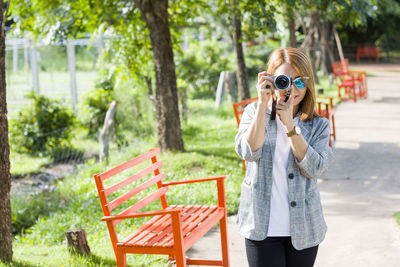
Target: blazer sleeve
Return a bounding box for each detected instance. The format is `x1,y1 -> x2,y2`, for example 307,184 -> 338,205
234,103 -> 263,162
295,117 -> 333,178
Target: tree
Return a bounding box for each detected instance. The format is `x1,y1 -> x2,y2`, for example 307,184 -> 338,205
231,0 -> 250,101
293,0 -> 377,75
12,0 -> 209,151
0,0 -> 13,263
216,0 -> 276,101
133,0 -> 183,151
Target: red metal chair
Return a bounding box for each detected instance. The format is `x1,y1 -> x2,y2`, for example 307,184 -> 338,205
233,97 -> 258,170
340,58 -> 368,99
315,96 -> 336,147
331,61 -> 361,102
232,97 -> 258,128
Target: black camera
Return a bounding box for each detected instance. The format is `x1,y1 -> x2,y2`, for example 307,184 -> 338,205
270,74 -> 292,90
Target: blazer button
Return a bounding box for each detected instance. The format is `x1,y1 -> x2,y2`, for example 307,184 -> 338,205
290,201 -> 297,207
288,173 -> 294,179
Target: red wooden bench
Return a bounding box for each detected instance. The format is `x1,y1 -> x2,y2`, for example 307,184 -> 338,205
94,148 -> 230,267
356,46 -> 380,63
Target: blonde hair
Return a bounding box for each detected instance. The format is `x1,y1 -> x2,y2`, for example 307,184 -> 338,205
266,47 -> 320,121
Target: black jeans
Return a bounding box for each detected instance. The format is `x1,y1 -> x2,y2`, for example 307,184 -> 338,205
245,237 -> 319,267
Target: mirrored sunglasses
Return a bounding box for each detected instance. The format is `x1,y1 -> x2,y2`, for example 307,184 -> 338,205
293,77 -> 309,89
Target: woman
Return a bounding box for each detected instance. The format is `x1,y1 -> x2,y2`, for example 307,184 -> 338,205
234,47 -> 332,267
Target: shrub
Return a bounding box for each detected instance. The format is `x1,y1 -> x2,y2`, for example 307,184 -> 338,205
10,93 -> 75,157
175,38 -> 234,99
78,86 -> 114,138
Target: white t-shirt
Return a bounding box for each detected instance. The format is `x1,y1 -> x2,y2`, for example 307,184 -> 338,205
267,116 -> 299,237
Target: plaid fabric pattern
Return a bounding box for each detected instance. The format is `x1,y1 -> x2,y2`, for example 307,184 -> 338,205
234,102 -> 333,250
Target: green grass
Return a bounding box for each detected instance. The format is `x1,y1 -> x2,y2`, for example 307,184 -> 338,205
4,99 -> 244,267
394,211 -> 400,227
10,152 -> 51,177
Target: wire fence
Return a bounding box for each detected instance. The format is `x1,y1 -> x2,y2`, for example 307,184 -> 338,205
6,37 -> 104,118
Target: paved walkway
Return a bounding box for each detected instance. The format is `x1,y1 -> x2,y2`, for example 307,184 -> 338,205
187,64 -> 400,266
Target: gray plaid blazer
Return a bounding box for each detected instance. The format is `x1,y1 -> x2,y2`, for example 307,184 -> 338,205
234,102 -> 333,250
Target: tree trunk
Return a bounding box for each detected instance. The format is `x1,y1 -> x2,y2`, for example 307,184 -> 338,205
65,228 -> 91,255
134,0 -> 184,151
286,6 -> 297,48
333,25 -> 345,63
314,12 -> 335,74
99,101 -> 117,163
232,0 -> 250,101
0,1 -> 13,263
309,13 -> 319,84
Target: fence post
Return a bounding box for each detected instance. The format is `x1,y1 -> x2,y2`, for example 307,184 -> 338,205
67,39 -> 77,113
12,40 -> 18,73
215,71 -> 225,109
30,40 -> 40,94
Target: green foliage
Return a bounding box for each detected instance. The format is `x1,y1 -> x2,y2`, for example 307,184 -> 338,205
395,211 -> 400,227
79,85 -> 114,137
245,40 -> 280,78
11,190 -> 65,236
78,68 -> 156,143
9,93 -> 76,158
340,0 -> 400,50
112,79 -> 156,141
175,38 -> 234,99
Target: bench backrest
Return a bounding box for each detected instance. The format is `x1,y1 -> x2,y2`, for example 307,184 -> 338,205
94,148 -> 168,247
357,46 -> 379,57
232,97 -> 258,127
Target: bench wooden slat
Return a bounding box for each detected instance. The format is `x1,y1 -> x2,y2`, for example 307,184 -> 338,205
107,173 -> 166,211
120,212 -> 167,244
104,161 -> 163,196
134,206 -> 198,247
113,186 -> 168,226
99,148 -> 161,181
141,206 -> 203,247
126,207 -> 180,246
159,206 -> 215,247
135,205 -> 198,247
121,206 -> 182,245
182,208 -> 225,251
162,206 -> 218,247
127,212 -> 173,246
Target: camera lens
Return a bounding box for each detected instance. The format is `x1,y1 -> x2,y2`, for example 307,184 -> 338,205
274,75 -> 290,90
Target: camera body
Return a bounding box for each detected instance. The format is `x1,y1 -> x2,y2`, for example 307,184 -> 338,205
270,74 -> 292,90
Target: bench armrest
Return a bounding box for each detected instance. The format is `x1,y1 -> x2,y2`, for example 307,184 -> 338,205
162,175 -> 226,186
102,209 -> 183,222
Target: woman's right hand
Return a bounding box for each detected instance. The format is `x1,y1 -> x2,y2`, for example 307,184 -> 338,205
256,71 -> 273,105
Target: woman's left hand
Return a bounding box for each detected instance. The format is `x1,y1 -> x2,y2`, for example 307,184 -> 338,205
276,92 -> 295,131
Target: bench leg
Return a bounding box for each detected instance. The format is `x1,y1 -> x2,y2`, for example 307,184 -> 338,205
331,114 -> 336,141
219,216 -> 230,267
174,248 -> 186,267
116,248 -> 126,267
